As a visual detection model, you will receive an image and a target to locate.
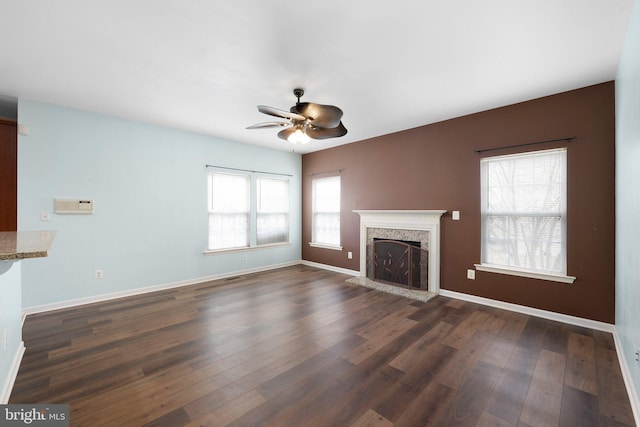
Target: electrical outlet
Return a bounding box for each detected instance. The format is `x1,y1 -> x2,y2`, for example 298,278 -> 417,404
94,269 -> 104,279
467,269 -> 476,280
635,348 -> 640,364
3,329 -> 7,350
40,211 -> 51,221
348,251 -> 353,259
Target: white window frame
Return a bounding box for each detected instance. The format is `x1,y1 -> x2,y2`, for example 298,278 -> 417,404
475,148 -> 575,284
206,170 -> 291,253
310,175 -> 342,250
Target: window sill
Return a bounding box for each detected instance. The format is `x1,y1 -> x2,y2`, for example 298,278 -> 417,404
309,242 -> 343,251
474,264 -> 576,284
204,242 -> 291,256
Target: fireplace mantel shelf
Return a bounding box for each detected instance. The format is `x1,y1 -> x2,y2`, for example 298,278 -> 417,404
353,210 -> 447,214
353,209 -> 447,217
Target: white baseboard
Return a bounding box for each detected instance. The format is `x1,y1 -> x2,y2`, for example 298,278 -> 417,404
22,261 -> 300,316
439,289 -> 615,332
613,330 -> 640,426
300,260 -> 359,277
1,341 -> 25,404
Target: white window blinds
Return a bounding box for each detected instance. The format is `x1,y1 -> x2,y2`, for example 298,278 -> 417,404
481,148 -> 567,275
312,176 -> 341,247
257,176 -> 290,245
208,172 -> 250,250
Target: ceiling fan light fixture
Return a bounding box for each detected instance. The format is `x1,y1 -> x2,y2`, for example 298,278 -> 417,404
288,126 -> 311,144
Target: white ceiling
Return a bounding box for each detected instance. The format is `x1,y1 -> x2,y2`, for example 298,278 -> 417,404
0,1 -> 633,154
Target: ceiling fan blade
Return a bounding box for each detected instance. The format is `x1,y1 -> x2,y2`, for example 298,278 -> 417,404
258,105 -> 305,121
246,121 -> 291,129
294,102 -> 343,128
307,122 -> 348,140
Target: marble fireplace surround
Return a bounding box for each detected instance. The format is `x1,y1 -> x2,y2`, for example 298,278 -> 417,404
353,210 -> 447,295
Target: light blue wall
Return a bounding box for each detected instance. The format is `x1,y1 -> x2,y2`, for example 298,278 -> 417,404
17,100 -> 301,308
0,261 -> 22,403
616,0 -> 640,413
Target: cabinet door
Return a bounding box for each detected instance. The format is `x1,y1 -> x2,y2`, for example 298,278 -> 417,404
0,120 -> 17,231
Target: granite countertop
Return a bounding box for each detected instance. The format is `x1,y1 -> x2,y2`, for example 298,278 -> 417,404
0,231 -> 56,261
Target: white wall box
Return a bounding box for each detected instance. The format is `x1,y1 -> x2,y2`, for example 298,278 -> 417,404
54,199 -> 94,214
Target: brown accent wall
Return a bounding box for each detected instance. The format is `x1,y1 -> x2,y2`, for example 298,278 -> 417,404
302,82 -> 615,323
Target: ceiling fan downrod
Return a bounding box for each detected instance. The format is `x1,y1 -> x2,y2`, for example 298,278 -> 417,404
293,88 -> 304,105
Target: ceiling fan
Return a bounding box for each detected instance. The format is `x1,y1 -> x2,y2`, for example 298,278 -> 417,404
247,88 -> 347,144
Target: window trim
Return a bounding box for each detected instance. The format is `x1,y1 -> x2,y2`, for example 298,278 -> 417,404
479,147 -> 574,283
308,242 -> 343,251
474,263 -> 576,284
203,241 -> 291,256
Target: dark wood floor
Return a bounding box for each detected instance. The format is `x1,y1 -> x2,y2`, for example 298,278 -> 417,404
10,265 -> 636,426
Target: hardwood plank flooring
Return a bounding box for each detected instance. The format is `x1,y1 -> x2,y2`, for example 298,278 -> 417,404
9,265 -> 636,426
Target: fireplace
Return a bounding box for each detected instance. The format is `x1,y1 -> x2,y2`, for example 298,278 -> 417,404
353,210 -> 446,295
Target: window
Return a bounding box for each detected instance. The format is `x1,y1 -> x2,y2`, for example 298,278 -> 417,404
208,172 -> 250,250
257,176 -> 289,245
479,148 -> 574,282
207,171 -> 290,251
311,175 -> 341,249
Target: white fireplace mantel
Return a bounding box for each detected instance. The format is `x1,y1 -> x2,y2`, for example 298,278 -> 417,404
353,210 -> 447,294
